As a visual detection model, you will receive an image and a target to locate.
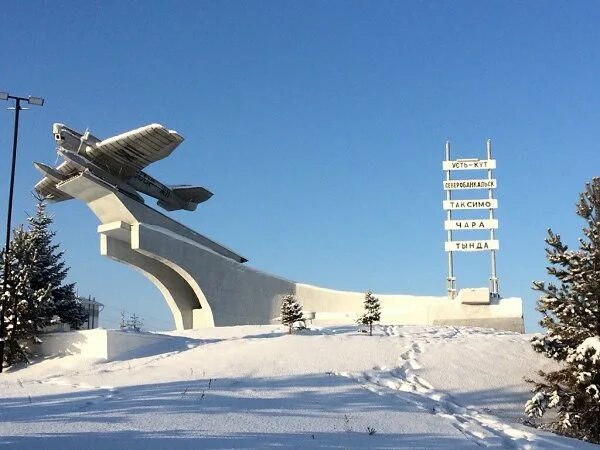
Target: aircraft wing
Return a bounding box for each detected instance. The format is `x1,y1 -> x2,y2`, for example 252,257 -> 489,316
34,160 -> 79,202
86,124 -> 184,179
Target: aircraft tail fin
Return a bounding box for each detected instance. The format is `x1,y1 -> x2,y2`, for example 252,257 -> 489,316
171,185 -> 213,205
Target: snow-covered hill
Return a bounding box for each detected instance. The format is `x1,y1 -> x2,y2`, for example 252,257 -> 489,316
0,325 -> 596,449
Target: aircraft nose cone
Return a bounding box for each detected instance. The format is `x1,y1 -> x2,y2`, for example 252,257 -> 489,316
33,162 -> 46,173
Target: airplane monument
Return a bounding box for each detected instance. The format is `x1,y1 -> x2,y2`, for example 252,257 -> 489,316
35,123 -> 212,211
34,123 -> 524,332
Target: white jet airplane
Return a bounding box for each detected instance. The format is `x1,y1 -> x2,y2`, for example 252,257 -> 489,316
34,123 -> 213,211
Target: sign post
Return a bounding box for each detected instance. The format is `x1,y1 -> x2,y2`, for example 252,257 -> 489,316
486,140 -> 499,296
443,140 -> 500,298
444,142 -> 457,298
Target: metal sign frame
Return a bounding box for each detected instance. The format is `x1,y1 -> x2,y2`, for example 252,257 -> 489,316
443,140 -> 499,299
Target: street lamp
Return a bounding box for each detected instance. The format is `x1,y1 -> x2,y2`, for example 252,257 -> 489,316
0,92 -> 44,372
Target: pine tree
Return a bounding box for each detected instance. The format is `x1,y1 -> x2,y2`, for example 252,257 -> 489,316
1,227 -> 52,366
280,294 -> 304,334
358,291 -> 381,336
524,178 -> 600,443
126,313 -> 143,332
27,201 -> 86,329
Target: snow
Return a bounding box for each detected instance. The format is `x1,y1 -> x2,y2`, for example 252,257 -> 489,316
0,324 -> 597,449
575,336 -> 600,364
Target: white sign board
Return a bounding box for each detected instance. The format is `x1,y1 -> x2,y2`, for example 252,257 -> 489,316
444,219 -> 498,230
442,159 -> 496,171
443,179 -> 496,190
445,239 -> 499,252
443,199 -> 498,210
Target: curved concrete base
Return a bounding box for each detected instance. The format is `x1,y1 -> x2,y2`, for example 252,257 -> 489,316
58,172 -> 524,332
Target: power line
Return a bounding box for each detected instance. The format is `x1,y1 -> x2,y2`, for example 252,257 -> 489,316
98,306 -> 174,331
101,304 -> 175,327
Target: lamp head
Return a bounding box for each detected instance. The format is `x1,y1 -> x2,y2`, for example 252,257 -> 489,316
27,96 -> 44,106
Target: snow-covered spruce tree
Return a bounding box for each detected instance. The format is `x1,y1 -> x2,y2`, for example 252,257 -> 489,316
524,178 -> 600,443
126,313 -> 143,332
27,201 -> 86,329
280,294 -> 304,334
1,227 -> 52,366
358,291 -> 381,336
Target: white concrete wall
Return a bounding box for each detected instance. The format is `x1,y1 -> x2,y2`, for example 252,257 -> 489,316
35,329 -> 109,359
34,330 -> 178,360
296,284 -> 524,332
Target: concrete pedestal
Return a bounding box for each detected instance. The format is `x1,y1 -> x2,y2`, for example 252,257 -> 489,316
57,172 -> 524,332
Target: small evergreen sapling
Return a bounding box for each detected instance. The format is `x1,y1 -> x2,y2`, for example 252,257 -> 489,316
524,178 -> 600,443
126,313 -> 143,332
358,291 -> 381,336
280,294 -> 304,334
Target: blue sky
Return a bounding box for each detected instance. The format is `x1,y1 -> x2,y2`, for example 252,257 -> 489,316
1,1 -> 599,331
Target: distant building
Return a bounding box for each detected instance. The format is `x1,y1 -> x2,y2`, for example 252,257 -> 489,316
43,296 -> 104,333
78,296 -> 104,329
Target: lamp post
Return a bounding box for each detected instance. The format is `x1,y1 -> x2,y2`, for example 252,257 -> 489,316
0,92 -> 44,373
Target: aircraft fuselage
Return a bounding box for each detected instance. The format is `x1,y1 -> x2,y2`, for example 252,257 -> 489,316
130,171 -> 172,201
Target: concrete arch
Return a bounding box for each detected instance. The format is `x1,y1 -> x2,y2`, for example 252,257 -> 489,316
101,234 -> 213,329
58,172 -> 293,329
